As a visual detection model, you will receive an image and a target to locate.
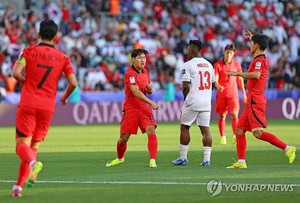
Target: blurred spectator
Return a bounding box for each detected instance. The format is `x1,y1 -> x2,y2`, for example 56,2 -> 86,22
0,0 -> 299,100
163,75 -> 175,101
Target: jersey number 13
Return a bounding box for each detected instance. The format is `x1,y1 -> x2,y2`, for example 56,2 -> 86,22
198,71 -> 211,90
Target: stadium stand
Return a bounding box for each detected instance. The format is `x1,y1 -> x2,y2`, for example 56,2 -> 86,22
0,0 -> 300,103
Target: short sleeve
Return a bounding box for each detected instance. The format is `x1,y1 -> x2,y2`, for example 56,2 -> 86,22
182,62 -> 190,82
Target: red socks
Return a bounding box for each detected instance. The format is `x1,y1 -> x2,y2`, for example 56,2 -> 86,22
16,161 -> 30,187
148,135 -> 158,159
236,134 -> 246,160
116,140 -> 127,159
15,145 -> 38,187
16,143 -> 35,164
218,119 -> 226,136
231,117 -> 238,135
116,135 -> 158,160
260,132 -> 287,150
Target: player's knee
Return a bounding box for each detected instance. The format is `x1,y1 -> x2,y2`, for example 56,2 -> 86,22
146,126 -> 156,135
119,137 -> 129,144
219,114 -> 226,120
252,130 -> 262,139
236,128 -> 244,135
230,113 -> 238,119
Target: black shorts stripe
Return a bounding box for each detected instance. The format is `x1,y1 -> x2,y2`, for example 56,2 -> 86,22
250,99 -> 266,128
16,128 -> 27,137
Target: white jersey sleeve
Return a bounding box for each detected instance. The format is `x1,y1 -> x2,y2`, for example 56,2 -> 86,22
181,57 -> 215,111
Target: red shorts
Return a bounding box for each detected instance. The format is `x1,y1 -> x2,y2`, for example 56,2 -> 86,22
16,106 -> 53,142
237,99 -> 267,132
215,96 -> 239,115
120,108 -> 157,135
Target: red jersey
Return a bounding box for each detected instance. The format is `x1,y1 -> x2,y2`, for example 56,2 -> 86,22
18,43 -> 74,112
247,54 -> 269,104
123,66 -> 151,111
214,59 -> 242,98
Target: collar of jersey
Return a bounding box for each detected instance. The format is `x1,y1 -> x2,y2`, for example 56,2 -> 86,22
39,42 -> 55,48
131,65 -> 144,73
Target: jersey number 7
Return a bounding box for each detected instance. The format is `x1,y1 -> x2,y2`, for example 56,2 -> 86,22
37,64 -> 53,89
198,71 -> 211,90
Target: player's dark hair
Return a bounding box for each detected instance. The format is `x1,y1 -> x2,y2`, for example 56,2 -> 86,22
251,34 -> 270,51
224,44 -> 235,52
39,19 -> 58,41
131,49 -> 148,58
189,40 -> 202,51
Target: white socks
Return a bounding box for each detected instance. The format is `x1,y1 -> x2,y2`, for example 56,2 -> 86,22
203,146 -> 212,162
179,144 -> 188,160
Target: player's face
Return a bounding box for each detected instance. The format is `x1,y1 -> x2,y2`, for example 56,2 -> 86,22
250,41 -> 258,55
132,53 -> 146,70
187,45 -> 196,60
223,50 -> 234,63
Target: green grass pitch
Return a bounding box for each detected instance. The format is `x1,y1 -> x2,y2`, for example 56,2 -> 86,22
0,119 -> 299,203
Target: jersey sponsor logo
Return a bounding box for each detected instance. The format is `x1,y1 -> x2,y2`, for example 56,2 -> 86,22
130,76 -> 136,83
182,69 -> 186,74
255,62 -> 261,70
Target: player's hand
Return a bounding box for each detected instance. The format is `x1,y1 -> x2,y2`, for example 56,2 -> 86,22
227,70 -> 238,76
245,30 -> 253,40
218,85 -> 224,92
145,84 -> 153,94
243,94 -> 247,104
151,102 -> 159,110
60,94 -> 67,105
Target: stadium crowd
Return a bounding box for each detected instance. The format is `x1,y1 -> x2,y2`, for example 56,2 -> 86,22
0,0 -> 300,102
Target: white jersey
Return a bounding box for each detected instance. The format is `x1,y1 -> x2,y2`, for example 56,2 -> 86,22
181,57 -> 215,111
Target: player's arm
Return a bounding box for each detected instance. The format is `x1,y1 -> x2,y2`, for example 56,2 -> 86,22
182,81 -> 190,101
237,76 -> 247,103
60,73 -> 78,105
13,57 -> 26,83
228,71 -> 260,80
130,85 -> 158,110
145,83 -> 153,94
212,81 -> 223,91
213,74 -> 224,91
213,65 -> 224,91
246,30 -> 253,40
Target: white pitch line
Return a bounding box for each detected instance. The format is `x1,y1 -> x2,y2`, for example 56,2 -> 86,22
1,180 -> 300,187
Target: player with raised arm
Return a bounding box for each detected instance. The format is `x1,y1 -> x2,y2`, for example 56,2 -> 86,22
11,19 -> 77,196
172,40 -> 221,166
227,30 -> 296,168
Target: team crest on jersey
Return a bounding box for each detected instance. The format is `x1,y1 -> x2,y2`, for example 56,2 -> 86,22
255,62 -> 261,69
130,76 -> 136,83
182,69 -> 186,74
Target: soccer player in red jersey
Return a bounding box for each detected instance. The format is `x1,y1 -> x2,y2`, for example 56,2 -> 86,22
227,30 -> 296,168
106,49 -> 159,168
11,19 -> 77,196
214,44 -> 247,145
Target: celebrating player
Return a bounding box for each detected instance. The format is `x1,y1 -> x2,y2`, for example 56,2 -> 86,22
214,44 -> 247,145
227,30 -> 296,168
172,40 -> 221,166
12,19 -> 78,196
106,49 -> 159,168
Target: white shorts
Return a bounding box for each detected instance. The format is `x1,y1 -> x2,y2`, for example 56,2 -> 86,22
181,106 -> 211,127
